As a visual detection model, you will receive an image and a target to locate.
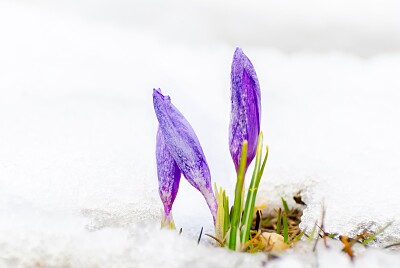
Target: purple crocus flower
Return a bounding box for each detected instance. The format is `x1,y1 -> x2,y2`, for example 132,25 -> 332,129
229,48 -> 261,172
153,89 -> 217,224
156,126 -> 181,227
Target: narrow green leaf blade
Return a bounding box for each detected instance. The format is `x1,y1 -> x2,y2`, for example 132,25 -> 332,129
283,214 -> 289,243
240,132 -> 264,245
281,197 -> 289,214
228,141 -> 248,250
276,208 -> 282,234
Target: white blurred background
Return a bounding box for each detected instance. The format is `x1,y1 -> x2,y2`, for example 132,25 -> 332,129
18,0 -> 400,56
1,0 -> 400,267
19,0 -> 400,57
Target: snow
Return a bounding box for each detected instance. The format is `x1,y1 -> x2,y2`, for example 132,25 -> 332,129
1,0 -> 400,267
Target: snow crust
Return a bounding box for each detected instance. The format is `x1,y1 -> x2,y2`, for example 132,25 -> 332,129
1,1 -> 400,267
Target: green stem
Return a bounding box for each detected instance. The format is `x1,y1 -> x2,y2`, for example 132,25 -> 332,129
228,141 -> 248,250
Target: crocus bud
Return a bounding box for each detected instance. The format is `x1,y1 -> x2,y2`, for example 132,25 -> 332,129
229,48 -> 261,172
156,126 -> 181,227
153,89 -> 217,223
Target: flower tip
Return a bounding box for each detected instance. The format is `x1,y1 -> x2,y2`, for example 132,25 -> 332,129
234,47 -> 248,61
153,88 -> 172,105
153,88 -> 162,96
234,47 -> 243,55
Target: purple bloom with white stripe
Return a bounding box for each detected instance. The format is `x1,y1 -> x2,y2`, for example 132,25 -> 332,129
153,89 -> 217,224
229,48 -> 261,172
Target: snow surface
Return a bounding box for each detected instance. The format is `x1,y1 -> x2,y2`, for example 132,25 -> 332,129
1,0 -> 400,267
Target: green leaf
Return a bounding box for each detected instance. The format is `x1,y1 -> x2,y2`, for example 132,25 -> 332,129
240,132 -> 266,245
291,231 -> 305,243
362,221 -> 393,246
215,186 -> 225,240
228,141 -> 248,250
283,214 -> 289,243
308,222 -> 317,242
223,192 -> 230,237
281,197 -> 289,214
281,197 -> 289,243
276,208 -> 282,234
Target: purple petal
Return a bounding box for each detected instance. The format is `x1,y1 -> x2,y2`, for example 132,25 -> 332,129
156,126 -> 181,217
153,89 -> 217,223
229,48 -> 261,172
